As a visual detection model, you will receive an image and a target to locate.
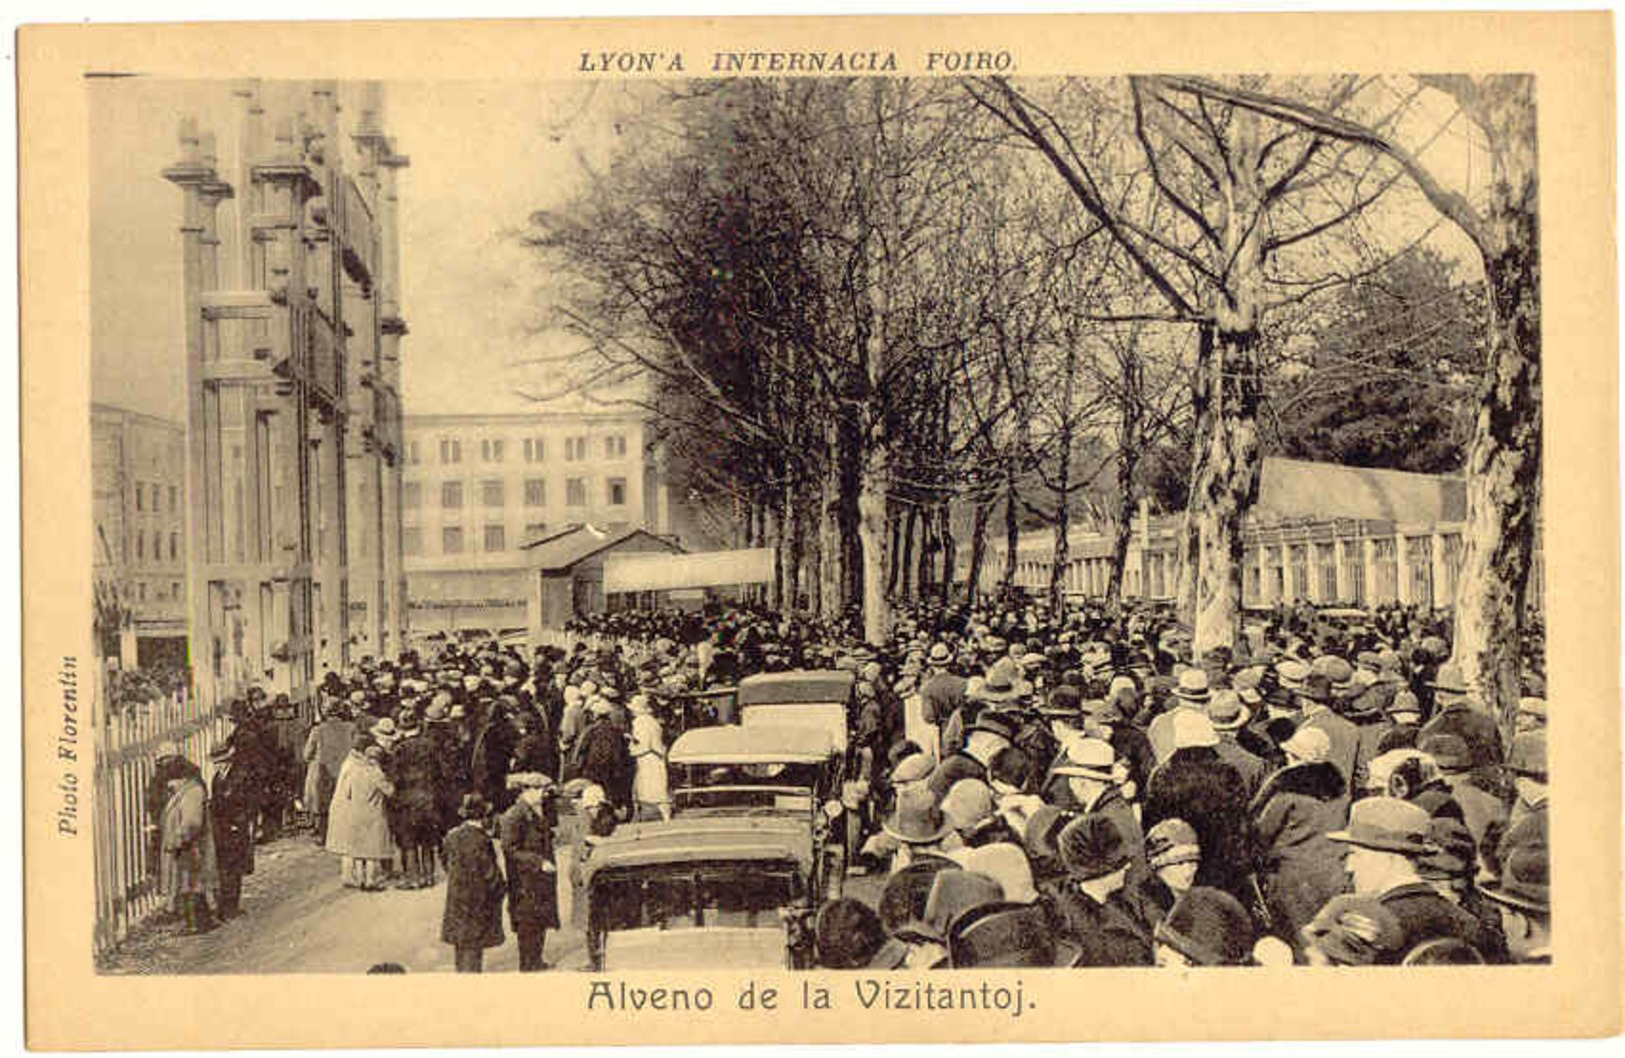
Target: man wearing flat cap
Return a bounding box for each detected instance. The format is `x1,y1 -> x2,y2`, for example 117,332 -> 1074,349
500,773 -> 561,971
1326,796 -> 1485,963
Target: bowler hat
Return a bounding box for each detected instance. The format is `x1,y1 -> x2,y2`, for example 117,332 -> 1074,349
1058,813 -> 1130,881
1155,887 -> 1255,966
1327,796 -> 1438,856
1481,840 -> 1550,915
882,785 -> 954,845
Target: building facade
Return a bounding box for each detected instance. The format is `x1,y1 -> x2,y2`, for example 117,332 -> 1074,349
983,457 -> 1545,614
91,404 -> 190,668
163,80 -> 408,711
400,410 -> 670,637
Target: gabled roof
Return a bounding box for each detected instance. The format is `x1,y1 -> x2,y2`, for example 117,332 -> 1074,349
1255,457 -> 1467,524
520,522 -> 682,573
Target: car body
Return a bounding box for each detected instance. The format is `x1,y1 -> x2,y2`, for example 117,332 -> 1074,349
578,816 -> 817,970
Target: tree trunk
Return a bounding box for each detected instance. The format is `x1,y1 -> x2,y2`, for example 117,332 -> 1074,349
938,503 -> 956,607
784,485 -> 803,615
918,502 -> 937,601
818,430 -> 845,623
1175,322 -> 1214,626
965,495 -> 991,605
1000,463 -> 1020,595
1450,147 -> 1540,727
768,498 -> 784,611
1107,439 -> 1140,616
857,451 -> 891,645
1191,320 -> 1264,654
899,505 -> 919,602
1049,424 -> 1074,614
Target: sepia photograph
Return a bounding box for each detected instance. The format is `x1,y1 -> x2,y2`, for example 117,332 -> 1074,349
20,11 -> 1619,1047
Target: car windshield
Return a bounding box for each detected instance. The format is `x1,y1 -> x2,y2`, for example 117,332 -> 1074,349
591,862 -> 805,933
673,762 -> 823,812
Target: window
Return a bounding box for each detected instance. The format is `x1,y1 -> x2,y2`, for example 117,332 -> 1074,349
484,524 -> 506,552
605,434 -> 628,459
607,477 -> 627,506
403,527 -> 423,556
481,439 -> 505,463
524,438 -> 545,463
566,477 -> 587,506
407,440 -> 421,465
481,479 -> 505,507
524,522 -> 547,540
135,530 -> 144,562
441,527 -> 464,555
1317,542 -> 1338,602
169,485 -> 179,513
524,479 -> 546,507
442,481 -> 463,509
402,482 -> 421,509
1289,544 -> 1310,602
439,438 -> 462,464
137,581 -> 146,602
1406,536 -> 1433,608
171,581 -> 181,600
565,436 -> 589,461
169,533 -> 179,561
135,485 -> 144,512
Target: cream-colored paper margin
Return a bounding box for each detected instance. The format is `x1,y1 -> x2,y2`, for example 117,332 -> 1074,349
20,13 -> 1620,1048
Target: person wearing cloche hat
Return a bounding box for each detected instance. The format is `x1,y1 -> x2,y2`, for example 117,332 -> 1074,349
1048,813 -> 1156,967
1154,886 -> 1257,967
1326,796 -> 1485,963
1144,817 -> 1202,910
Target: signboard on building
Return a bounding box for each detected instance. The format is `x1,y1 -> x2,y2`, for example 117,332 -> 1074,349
603,547 -> 775,593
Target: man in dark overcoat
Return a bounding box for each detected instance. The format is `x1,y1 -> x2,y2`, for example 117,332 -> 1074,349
441,794 -> 506,972
500,773 -> 562,971
208,741 -> 256,919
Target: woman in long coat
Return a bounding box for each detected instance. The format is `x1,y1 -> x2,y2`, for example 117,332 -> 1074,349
442,794 -> 506,972
159,757 -> 218,933
627,695 -> 669,822
326,737 -> 398,890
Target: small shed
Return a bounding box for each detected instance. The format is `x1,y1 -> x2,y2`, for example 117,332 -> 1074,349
521,523 -> 684,633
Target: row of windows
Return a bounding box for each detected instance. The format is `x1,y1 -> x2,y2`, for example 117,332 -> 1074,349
128,579 -> 183,603
403,476 -> 628,510
405,434 -> 630,466
130,530 -> 181,564
132,481 -> 180,516
403,523 -> 549,557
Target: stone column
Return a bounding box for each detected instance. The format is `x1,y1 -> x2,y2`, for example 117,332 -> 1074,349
1430,532 -> 1451,612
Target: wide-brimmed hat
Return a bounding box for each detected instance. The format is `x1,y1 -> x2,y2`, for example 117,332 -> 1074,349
927,642 -> 954,666
1145,817 -> 1201,870
1481,840 -> 1550,914
1327,796 -> 1438,856
968,710 -> 1019,744
1051,736 -> 1116,780
1507,731 -> 1547,780
891,752 -> 937,786
878,857 -> 958,939
883,785 -> 954,845
1155,887 -> 1255,966
923,869 -> 1005,942
1058,813 -> 1130,881
975,660 -> 1024,703
1276,660 -> 1310,692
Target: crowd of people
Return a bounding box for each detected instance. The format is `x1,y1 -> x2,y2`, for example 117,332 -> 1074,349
144,592 -> 1551,971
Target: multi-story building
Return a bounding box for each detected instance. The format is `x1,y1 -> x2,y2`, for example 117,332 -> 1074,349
91,404 -> 190,668
400,409 -> 671,637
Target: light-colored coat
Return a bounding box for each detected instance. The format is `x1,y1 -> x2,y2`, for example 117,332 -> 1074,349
326,750 -> 399,860
160,774 -> 218,899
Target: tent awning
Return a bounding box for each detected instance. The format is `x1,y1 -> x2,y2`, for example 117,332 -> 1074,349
604,548 -> 775,593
